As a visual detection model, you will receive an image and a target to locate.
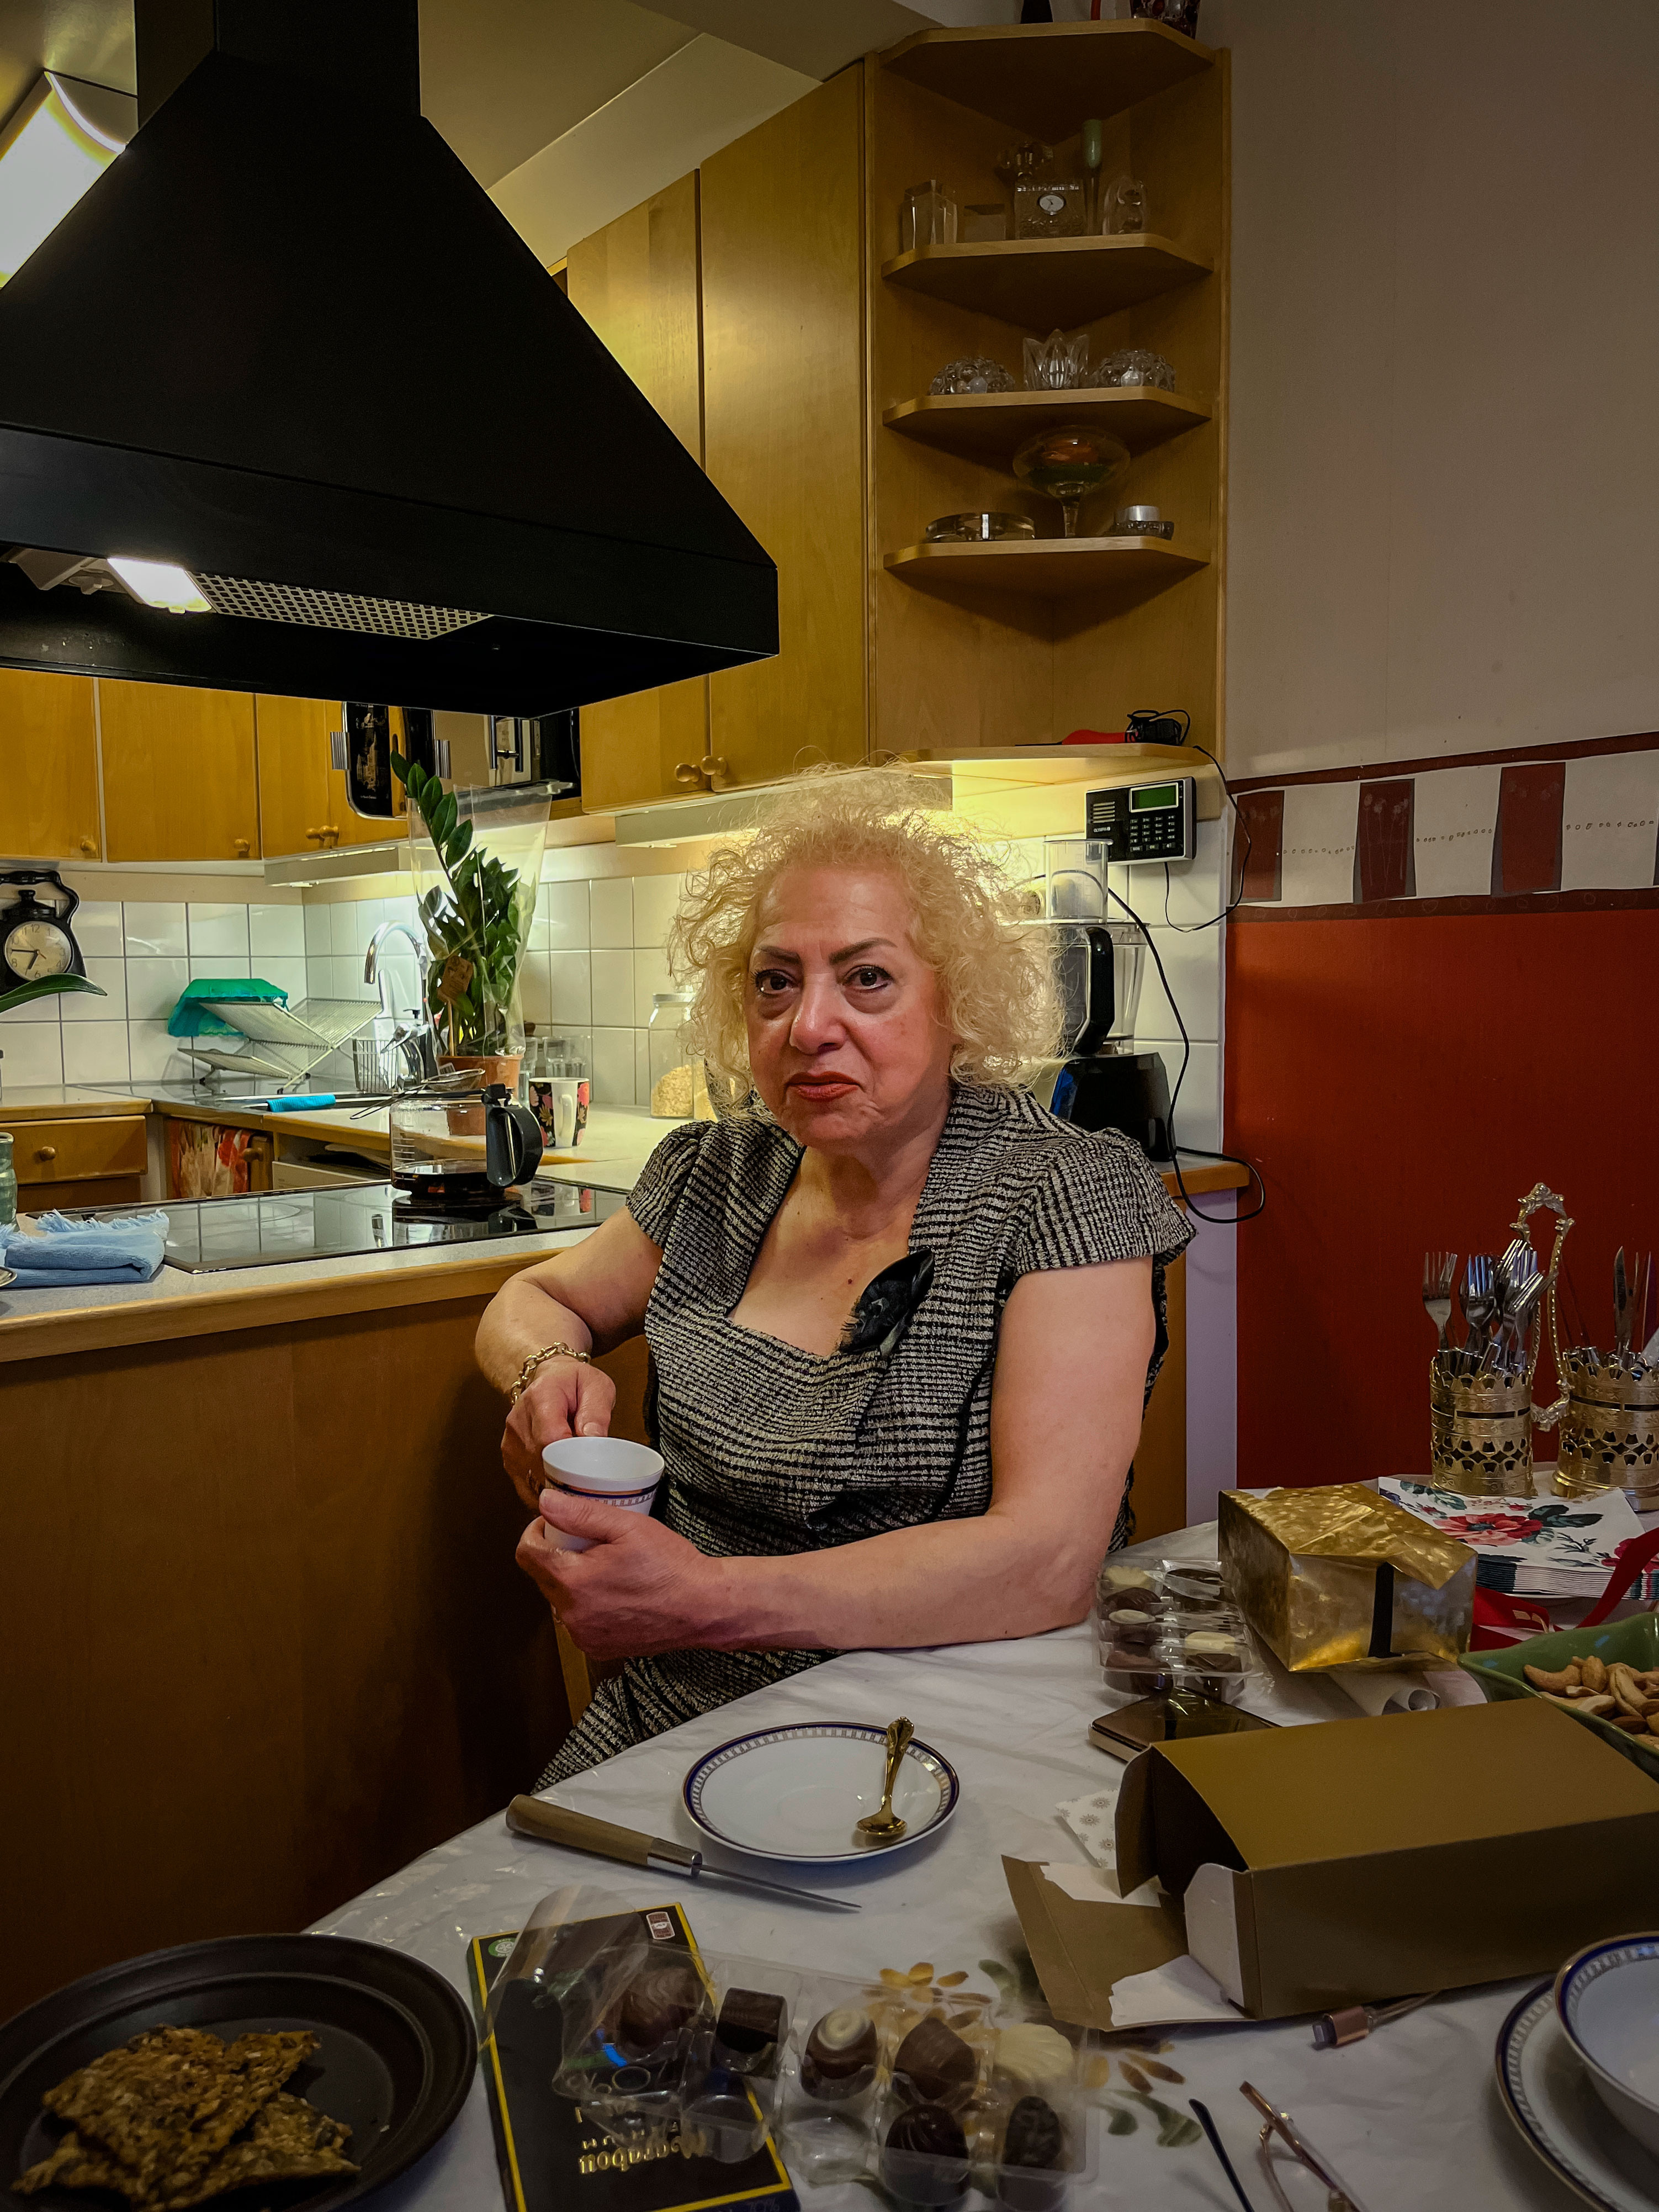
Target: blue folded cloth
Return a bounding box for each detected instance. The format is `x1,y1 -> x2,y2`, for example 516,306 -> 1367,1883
1,1209 -> 168,1288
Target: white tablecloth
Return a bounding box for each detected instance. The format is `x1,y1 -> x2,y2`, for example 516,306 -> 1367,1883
315,1521 -> 1585,2212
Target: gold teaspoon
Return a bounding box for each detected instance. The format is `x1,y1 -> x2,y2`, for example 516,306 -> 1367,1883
856,1716 -> 914,1844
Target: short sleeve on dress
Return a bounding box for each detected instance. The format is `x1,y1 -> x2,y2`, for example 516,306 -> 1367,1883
1009,1132 -> 1194,1278
627,1120 -> 713,1246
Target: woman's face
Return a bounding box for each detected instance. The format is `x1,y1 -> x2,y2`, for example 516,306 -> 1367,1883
744,865 -> 956,1152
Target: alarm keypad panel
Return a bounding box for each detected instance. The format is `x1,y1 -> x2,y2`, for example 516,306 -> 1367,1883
1085,777 -> 1196,863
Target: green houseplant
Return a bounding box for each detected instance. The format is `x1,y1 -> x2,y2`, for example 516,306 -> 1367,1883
391,752 -> 545,1075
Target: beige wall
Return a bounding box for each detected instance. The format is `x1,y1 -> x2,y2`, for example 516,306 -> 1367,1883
1208,0 -> 1659,776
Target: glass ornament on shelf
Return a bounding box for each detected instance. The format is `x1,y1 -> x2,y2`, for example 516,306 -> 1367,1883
929,357 -> 1016,396
899,180 -> 958,252
1011,424 -> 1130,538
1014,171 -> 1086,239
1022,327 -> 1090,391
1091,347 -> 1176,392
1102,174 -> 1147,235
993,139 -> 1053,216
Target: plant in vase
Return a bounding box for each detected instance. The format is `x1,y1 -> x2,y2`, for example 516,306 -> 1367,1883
391,752 -> 538,1081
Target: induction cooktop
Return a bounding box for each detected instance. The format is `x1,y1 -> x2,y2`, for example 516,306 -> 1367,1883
153,1178 -> 619,1273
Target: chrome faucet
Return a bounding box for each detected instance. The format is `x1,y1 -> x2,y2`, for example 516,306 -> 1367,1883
363,920 -> 437,1084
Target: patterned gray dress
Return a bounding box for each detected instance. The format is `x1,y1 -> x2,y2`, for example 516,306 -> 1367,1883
539,1081 -> 1192,1782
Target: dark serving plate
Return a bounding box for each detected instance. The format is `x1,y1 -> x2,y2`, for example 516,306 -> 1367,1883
0,1934 -> 475,2209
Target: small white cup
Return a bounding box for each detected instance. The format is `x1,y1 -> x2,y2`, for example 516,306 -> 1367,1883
539,1436 -> 665,1550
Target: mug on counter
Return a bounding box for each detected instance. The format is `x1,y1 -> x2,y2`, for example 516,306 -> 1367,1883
539,1436 -> 664,1550
528,1074 -> 589,1149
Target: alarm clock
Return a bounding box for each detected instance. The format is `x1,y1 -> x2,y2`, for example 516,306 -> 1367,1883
1,869 -> 88,991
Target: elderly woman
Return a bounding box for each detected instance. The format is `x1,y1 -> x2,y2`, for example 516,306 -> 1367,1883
476,770 -> 1191,1780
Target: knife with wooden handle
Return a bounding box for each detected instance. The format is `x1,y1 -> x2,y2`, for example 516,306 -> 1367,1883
506,1796 -> 860,1912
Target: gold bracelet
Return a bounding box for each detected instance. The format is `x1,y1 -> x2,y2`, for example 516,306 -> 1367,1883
509,1342 -> 591,1405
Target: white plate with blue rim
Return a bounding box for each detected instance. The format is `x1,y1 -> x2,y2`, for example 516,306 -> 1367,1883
682,1722 -> 960,1864
1496,1981 -> 1659,2210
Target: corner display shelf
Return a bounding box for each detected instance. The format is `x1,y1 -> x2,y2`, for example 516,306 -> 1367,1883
881,234 -> 1209,330
882,385 -> 1210,462
881,19 -> 1213,138
885,533 -> 1206,603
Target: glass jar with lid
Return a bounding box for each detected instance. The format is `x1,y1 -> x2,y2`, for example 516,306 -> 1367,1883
647,988 -> 699,1119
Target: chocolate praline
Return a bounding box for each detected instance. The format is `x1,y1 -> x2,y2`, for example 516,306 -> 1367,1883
882,2104 -> 969,2206
616,1965 -> 701,2059
713,1987 -> 786,2076
998,2095 -> 1067,2212
892,2017 -> 978,2109
800,2007 -> 878,2102
1103,1648 -> 1174,1692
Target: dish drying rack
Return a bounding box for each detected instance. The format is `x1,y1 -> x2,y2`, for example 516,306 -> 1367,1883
178,996 -> 380,1089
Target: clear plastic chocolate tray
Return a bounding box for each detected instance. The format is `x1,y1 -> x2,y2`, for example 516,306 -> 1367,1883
1094,1558 -> 1268,1706
779,1968 -> 1095,2209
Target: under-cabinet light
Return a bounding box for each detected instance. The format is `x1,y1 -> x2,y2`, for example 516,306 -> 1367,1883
107,556 -> 212,614
0,72 -> 134,284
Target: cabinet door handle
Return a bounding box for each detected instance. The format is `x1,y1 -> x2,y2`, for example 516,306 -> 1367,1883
674,760 -> 709,789
79,836 -> 98,855
234,838 -> 251,857
305,827 -> 324,842
36,1145 -> 57,1162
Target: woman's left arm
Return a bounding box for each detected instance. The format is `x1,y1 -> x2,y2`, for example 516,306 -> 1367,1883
520,1256 -> 1155,1659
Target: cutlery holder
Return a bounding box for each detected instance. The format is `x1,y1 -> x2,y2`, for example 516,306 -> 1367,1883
1555,1353 -> 1659,1501
1429,1356 -> 1533,1495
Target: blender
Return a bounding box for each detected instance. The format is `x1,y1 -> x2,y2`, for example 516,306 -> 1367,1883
1022,840 -> 1174,1161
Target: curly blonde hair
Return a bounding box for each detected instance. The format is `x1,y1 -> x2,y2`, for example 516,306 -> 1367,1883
666,765 -> 1061,1089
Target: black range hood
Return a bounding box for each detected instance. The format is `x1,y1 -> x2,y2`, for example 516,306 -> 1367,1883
0,0 -> 778,716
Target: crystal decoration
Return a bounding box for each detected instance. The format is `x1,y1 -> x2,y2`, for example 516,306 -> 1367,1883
1012,425 -> 1130,538
929,357 -> 1016,396
1103,174 -> 1147,235
1022,329 -> 1090,391
1090,348 -> 1176,391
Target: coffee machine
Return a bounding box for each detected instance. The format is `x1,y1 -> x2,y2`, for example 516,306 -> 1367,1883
1023,844 -> 1173,1161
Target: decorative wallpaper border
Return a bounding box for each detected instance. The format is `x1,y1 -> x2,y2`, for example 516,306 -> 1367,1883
1229,733 -> 1659,920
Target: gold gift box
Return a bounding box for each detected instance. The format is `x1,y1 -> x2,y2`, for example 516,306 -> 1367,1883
1218,1485 -> 1476,1673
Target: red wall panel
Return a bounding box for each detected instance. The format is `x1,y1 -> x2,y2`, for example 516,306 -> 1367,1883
1227,908 -> 1659,1487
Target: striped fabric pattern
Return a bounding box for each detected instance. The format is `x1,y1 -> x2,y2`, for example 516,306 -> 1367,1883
539,1083 -> 1192,1783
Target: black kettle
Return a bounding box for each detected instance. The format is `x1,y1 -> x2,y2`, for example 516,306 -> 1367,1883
484,1083 -> 544,1191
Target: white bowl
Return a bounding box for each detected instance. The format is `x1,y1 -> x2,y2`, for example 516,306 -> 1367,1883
1555,1934 -> 1659,2157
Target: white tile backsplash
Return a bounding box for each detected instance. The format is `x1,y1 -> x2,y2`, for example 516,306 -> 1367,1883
590,1026 -> 636,1105
330,902 -> 359,957
258,957 -> 309,1004
589,877 -> 632,949
1143,1039 -> 1222,1156
128,1020 -> 184,1081
73,900 -> 125,958
631,874 -> 683,948
187,902 -> 249,957
0,1022 -> 62,1084
62,956 -> 128,1023
304,903 -> 333,958
126,957 -> 189,1021
632,945 -> 674,1027
546,950 -> 592,1026
123,901 -> 187,959
590,948 -> 633,1025
0,989 -> 62,1023
189,955 -> 252,985
539,880 -> 589,949
1136,925 -> 1223,1047
250,903 -> 305,957
61,1021 -> 130,1083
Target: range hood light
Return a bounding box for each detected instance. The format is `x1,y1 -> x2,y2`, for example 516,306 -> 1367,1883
107,556 -> 211,613
0,73 -> 132,285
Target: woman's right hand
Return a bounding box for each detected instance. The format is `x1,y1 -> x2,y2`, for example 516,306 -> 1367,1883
501,1361 -> 617,1509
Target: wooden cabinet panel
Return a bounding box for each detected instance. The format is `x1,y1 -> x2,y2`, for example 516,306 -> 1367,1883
100,680 -> 259,861
0,671 -> 100,860
567,175 -> 711,812
255,694 -> 333,858
702,69 -> 867,783
3,1115 -> 147,1184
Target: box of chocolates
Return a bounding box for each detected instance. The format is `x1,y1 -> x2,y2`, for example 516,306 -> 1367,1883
1094,1558 -> 1266,1705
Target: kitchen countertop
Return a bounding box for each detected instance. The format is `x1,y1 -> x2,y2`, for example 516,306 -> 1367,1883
0,1086 -> 154,1121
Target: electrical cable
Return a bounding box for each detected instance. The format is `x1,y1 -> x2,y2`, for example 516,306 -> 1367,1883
1102,875 -> 1266,1226
1158,733 -> 1252,933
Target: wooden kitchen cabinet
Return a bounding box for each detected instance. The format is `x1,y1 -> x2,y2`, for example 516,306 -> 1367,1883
0,1110 -> 147,1211
566,175 -> 711,812
99,679 -> 260,862
255,694 -> 403,857
0,670 -> 101,860
701,69 -> 868,781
